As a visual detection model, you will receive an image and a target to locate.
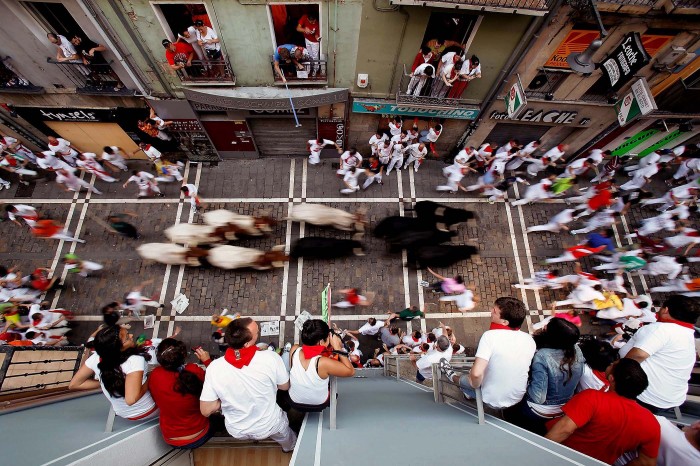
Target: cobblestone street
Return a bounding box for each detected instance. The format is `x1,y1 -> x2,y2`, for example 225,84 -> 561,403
1,157 -> 696,358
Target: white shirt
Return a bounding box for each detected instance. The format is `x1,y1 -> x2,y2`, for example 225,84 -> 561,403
425,128 -> 440,142
576,364 -> 608,393
407,143 -> 427,159
309,139 -> 334,154
48,138 -> 74,156
128,171 -> 155,188
402,335 -> 422,347
7,204 -> 36,222
196,26 -> 220,51
391,143 -> 405,158
655,415 -> 700,466
377,143 -> 392,163
459,60 -> 481,78
84,353 -> 156,418
543,146 -> 565,163
288,349 -> 328,405
389,121 -> 402,136
201,351 -> 289,438
619,322 -> 696,408
475,329 -> 536,408
101,147 -> 125,163
142,145 -> 161,163
588,149 -> 604,164
454,148 -> 474,166
369,134 -> 388,153
358,320 -> 384,335
416,346 -> 453,380
647,256 -> 683,279
550,208 -> 575,226
56,35 -> 78,61
413,63 -> 434,77
519,141 -> 539,157
340,151 -> 362,169
343,169 -> 361,188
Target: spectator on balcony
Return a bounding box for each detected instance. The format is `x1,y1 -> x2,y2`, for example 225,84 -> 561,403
297,13 -> 321,77
431,58 -> 462,99
47,33 -> 81,63
439,297 -> 536,409
273,44 -> 307,83
178,26 -> 206,63
407,62 -> 434,97
200,317 -> 297,452
149,338 -> 215,449
69,325 -> 159,421
424,36 -> 465,65
288,319 -> 354,412
448,55 -> 481,99
149,108 -> 174,141
163,39 -> 195,74
411,45 -> 434,72
69,33 -> 106,65
194,20 -> 224,78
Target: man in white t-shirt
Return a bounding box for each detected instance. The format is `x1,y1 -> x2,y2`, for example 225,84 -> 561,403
200,317 -> 296,451
368,131 -> 388,156
307,138 -> 340,165
337,148 -> 362,175
411,335 -> 452,382
48,33 -> 81,63
403,142 -> 428,172
347,318 -> 384,336
439,297 -> 536,408
135,143 -> 161,164
407,63 -> 435,96
47,136 -> 78,166
5,204 -> 38,227
619,295 -> 699,411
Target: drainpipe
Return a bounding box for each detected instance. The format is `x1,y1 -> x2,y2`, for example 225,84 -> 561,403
456,0 -> 564,148
333,0 -> 338,87
103,0 -> 174,96
77,0 -> 150,97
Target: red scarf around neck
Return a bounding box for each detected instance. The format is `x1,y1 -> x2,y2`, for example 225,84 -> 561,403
658,317 -> 696,330
489,322 -> 518,331
302,345 -> 326,359
592,369 -> 610,391
224,346 -> 258,368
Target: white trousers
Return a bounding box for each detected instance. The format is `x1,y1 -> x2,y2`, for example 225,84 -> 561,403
386,155 -> 403,174
309,150 -> 321,165
403,154 -> 422,171
305,39 -> 320,74
436,180 -> 459,192
407,75 -> 428,96
526,222 -> 561,233
363,173 -> 382,189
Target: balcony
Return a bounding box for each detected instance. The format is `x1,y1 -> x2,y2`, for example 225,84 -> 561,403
596,0 -> 700,13
176,59 -> 236,85
389,0 -> 552,16
47,58 -> 133,96
0,57 -> 44,94
270,59 -> 328,85
396,65 -> 480,109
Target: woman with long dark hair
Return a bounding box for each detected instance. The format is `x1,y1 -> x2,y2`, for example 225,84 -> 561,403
69,325 -> 158,420
288,319 -> 355,411
510,317 -> 584,435
148,338 -> 214,448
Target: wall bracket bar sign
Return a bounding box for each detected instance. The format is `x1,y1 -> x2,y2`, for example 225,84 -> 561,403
615,78 -> 657,127
505,75 -> 527,119
321,283 -> 331,323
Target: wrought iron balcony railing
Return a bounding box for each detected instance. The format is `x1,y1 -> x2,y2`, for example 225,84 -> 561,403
0,56 -> 43,94
175,59 -> 236,84
270,59 -> 328,84
397,64 -> 479,108
47,58 -> 132,96
389,0 -> 552,15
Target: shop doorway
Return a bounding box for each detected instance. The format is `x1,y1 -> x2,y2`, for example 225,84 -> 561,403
44,121 -> 140,155
248,118 -> 316,156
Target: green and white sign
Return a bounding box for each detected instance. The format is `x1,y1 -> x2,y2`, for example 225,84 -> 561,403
615,78 -> 657,127
505,77 -> 527,119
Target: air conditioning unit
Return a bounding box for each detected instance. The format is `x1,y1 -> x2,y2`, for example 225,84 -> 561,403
653,46 -> 687,69
528,73 -> 549,90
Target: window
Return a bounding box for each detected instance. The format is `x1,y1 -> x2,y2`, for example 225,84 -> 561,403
268,3 -> 321,51
153,3 -> 212,42
419,11 -> 479,52
23,1 -> 81,37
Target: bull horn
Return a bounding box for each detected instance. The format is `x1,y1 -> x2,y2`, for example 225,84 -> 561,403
436,222 -> 448,232
272,244 -> 285,252
352,231 -> 364,241
353,247 -> 365,256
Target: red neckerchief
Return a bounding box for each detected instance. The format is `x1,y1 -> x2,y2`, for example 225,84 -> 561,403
592,369 -> 610,391
658,317 -> 696,330
489,322 -> 518,331
302,344 -> 326,359
412,336 -> 420,343
49,140 -> 59,146
224,346 -> 258,368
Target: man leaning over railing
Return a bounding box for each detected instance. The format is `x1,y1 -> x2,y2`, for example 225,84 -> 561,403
273,45 -> 309,83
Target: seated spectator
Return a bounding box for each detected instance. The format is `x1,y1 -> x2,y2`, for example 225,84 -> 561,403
619,295 -> 699,412
545,359 -> 660,465
69,325 -> 158,420
148,339 -> 214,448
200,318 -> 296,452
273,44 -> 307,83
576,337 -> 618,392
410,335 -> 452,382
162,39 -> 195,74
439,297 -> 536,409
510,318 -> 584,435
288,319 -> 354,411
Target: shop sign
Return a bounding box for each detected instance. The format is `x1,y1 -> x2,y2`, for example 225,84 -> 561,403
545,30 -> 600,69
490,109 -> 582,125
614,78 -> 657,127
611,128 -> 660,156
600,32 -> 651,91
249,109 -> 309,116
318,118 -> 346,147
505,78 -> 526,119
352,100 -> 479,120
13,106 -> 116,123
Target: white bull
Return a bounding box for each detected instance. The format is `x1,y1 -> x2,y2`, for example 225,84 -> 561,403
202,209 -> 275,237
287,203 -> 366,232
165,223 -> 232,245
207,245 -> 288,271
137,243 -> 208,266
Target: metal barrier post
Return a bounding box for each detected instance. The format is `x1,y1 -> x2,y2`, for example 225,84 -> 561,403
475,387 -> 485,425
105,406 -> 116,433
329,376 -> 337,430
432,363 -> 443,403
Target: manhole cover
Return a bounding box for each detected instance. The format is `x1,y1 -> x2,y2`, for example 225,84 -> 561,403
14,181 -> 36,198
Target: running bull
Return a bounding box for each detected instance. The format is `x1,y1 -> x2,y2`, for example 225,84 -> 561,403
287,203 -> 367,232
291,237 -> 365,259
406,244 -> 479,269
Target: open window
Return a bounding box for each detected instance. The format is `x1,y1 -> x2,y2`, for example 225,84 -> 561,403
267,3 -> 325,83
419,11 -> 479,53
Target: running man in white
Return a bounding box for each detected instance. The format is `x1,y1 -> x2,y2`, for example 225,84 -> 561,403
526,208 -> 575,234
5,204 -> 38,227
403,142 -> 428,172
570,210 -> 618,235
337,148 -> 362,175
307,138 -> 340,165
123,170 -> 162,198
135,143 -> 162,165
101,146 -> 129,172
386,141 -> 406,175
76,153 -> 116,182
55,168 -> 101,194
506,139 -> 540,171
510,175 -> 554,206
436,166 -> 469,193
122,280 -> 163,319
47,136 -> 78,167
340,167 -> 361,194
181,183 -> 201,211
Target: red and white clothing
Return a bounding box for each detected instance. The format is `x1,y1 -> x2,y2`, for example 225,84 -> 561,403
403,143 -> 427,172
407,63 -> 434,96
542,145 -> 566,163
101,146 -> 128,171
308,139 -> 335,165
553,389 -> 660,464
576,365 -> 610,392
48,137 -> 78,161
56,169 -> 101,194
388,121 -> 402,137
545,244 -> 606,264
297,15 -> 320,74
141,145 -> 162,164
337,151 -> 362,175
182,183 -> 199,208
369,134 -> 388,156
77,153 -> 116,182
126,171 -> 161,197
6,204 -> 38,226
